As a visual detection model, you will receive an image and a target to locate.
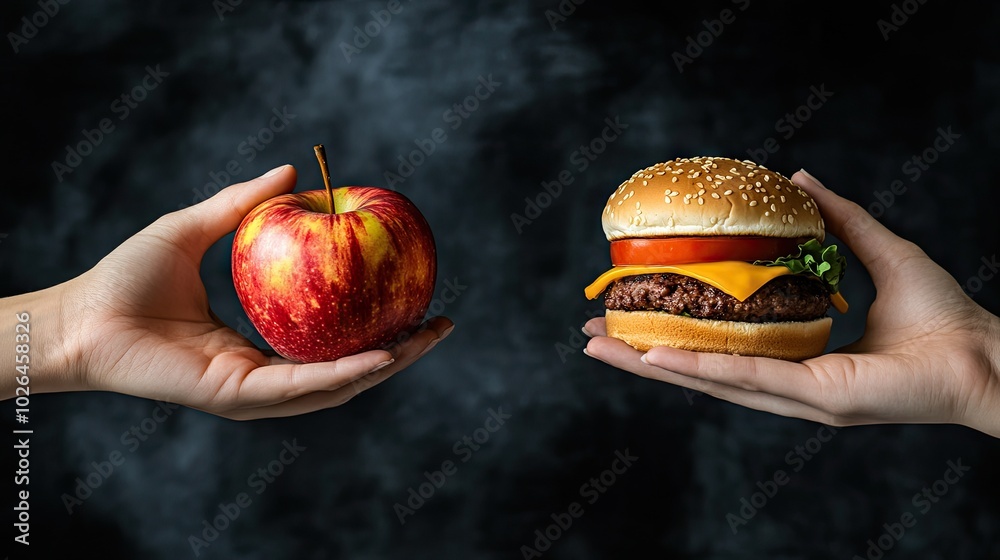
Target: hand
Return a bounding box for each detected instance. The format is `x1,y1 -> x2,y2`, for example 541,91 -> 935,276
585,169 -> 1000,437
55,165 -> 453,420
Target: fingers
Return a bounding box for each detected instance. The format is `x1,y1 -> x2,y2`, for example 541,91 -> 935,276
224,317 -> 454,420
585,335 -> 836,424
584,317 -> 606,337
231,348 -> 395,407
642,345 -> 824,407
167,164 -> 298,255
791,169 -> 920,280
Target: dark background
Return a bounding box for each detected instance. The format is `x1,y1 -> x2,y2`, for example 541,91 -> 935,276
3,0 -> 1000,558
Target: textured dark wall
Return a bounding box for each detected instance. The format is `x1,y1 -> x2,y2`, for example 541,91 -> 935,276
3,0 -> 1000,558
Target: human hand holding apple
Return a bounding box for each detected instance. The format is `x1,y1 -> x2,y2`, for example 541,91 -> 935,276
46,162 -> 450,420
232,145 -> 438,362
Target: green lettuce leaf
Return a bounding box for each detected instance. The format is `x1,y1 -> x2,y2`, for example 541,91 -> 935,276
755,238 -> 846,293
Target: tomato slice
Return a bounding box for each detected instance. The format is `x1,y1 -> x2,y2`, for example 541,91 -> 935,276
610,237 -> 808,266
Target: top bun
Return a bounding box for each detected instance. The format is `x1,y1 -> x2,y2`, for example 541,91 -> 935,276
602,156 -> 824,242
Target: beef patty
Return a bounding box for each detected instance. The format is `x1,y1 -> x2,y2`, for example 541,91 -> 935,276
603,273 -> 830,323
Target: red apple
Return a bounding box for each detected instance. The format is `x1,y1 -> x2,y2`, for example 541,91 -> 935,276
232,150 -> 436,363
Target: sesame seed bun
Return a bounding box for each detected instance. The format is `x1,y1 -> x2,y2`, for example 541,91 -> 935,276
605,310 -> 831,361
602,156 -> 825,242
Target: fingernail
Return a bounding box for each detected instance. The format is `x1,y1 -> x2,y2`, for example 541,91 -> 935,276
582,348 -> 593,357
262,165 -> 288,178
441,325 -> 455,339
369,359 -> 394,373
797,168 -> 826,189
581,325 -> 592,337
640,353 -> 649,364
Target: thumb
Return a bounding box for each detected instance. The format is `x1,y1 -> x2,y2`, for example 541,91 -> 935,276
168,165 -> 297,255
791,168 -> 920,284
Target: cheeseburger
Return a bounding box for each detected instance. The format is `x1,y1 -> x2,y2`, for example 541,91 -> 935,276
585,156 -> 848,361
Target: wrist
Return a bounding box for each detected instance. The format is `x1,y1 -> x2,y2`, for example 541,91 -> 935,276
968,311 -> 1000,438
1,281 -> 86,398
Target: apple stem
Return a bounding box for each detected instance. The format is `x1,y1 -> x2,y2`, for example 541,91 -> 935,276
314,144 -> 337,214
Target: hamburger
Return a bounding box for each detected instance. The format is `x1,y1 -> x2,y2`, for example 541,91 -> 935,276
585,156 -> 848,361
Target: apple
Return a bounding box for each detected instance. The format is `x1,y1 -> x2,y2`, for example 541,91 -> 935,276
232,145 -> 436,363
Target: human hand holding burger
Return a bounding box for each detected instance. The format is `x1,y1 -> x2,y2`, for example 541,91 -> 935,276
584,160 -> 1000,437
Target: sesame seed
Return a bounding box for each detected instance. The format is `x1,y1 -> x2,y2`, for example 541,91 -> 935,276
749,200 -> 758,207
792,208 -> 798,214
692,172 -> 700,178
764,175 -> 770,182
698,198 -> 704,205
741,193 -> 749,200
764,211 -> 770,216
664,197 -> 671,204
788,215 -> 794,223
635,201 -> 641,209
683,199 -> 690,204
642,180 -> 648,186
723,189 -> 733,195
711,193 -> 720,199
755,181 -> 761,187
781,214 -> 788,223
671,176 -> 678,183
770,204 -> 776,211
780,196 -> 786,203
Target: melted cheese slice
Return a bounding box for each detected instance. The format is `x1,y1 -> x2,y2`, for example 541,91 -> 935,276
584,261 -> 849,313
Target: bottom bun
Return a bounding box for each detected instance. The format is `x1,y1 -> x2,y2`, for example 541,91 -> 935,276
605,310 -> 831,361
